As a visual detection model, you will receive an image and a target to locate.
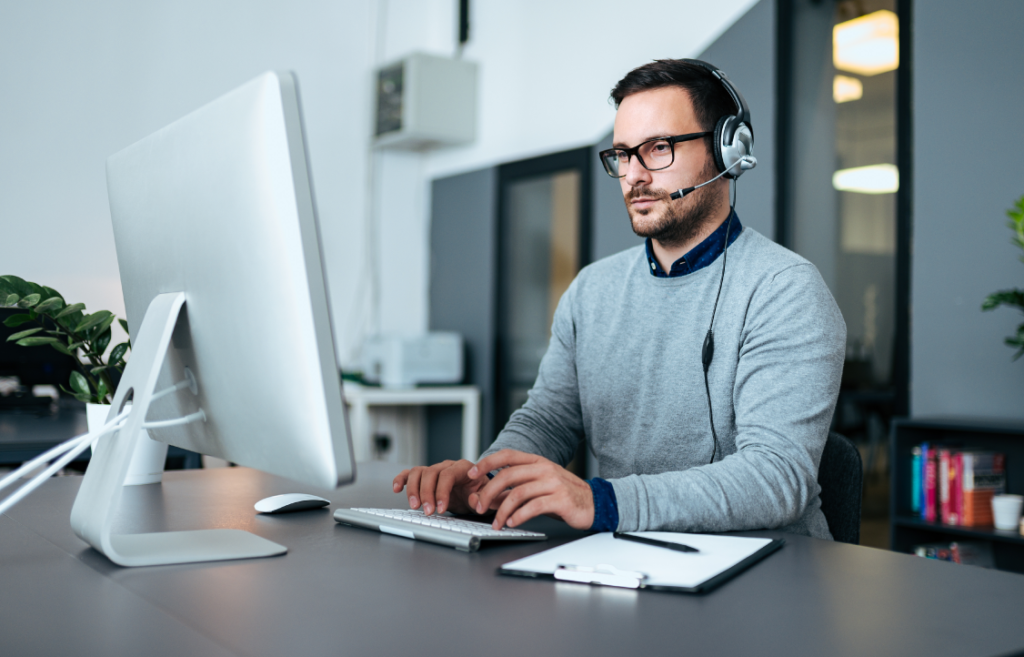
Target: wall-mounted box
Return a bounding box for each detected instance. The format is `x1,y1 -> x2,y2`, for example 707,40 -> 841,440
374,53 -> 477,150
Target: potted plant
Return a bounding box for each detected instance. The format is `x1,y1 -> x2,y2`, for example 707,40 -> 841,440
1,274 -> 166,484
982,196 -> 1024,360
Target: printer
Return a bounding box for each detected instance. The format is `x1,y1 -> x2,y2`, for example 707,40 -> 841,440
360,333 -> 464,388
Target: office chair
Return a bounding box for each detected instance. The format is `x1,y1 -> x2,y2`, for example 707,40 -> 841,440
818,432 -> 863,544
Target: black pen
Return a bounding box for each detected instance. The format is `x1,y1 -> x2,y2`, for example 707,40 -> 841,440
613,532 -> 700,553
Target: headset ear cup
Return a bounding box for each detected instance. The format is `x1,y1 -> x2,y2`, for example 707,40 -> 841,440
712,115 -> 730,175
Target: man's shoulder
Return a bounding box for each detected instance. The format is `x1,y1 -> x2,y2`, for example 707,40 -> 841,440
731,227 -> 814,277
575,243 -> 647,284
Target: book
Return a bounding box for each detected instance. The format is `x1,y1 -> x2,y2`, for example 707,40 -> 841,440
952,452 -> 964,526
939,449 -> 952,524
924,445 -> 938,523
911,446 -> 922,514
961,452 -> 1006,527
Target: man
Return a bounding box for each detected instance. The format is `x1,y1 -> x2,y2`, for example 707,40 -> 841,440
393,59 -> 845,539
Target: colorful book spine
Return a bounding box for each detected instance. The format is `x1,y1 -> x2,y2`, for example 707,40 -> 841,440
911,446 -> 922,514
920,443 -> 930,520
924,446 -> 938,523
951,452 -> 963,526
939,449 -> 951,524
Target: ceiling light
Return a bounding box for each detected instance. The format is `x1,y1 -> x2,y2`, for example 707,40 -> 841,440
834,10 -> 899,76
832,164 -> 899,194
833,75 -> 863,103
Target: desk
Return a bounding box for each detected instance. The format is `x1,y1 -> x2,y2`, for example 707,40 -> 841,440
4,465 -> 1024,657
343,383 -> 480,463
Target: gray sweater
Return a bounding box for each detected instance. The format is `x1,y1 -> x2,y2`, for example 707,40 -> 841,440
482,227 -> 846,539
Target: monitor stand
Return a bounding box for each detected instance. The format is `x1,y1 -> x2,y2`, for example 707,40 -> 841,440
70,292 -> 287,567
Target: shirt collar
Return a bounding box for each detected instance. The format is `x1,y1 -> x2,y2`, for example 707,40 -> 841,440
645,209 -> 743,278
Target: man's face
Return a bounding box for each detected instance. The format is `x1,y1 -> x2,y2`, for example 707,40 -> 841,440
613,86 -> 723,247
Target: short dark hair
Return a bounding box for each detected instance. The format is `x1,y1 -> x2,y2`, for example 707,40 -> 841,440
610,59 -> 737,136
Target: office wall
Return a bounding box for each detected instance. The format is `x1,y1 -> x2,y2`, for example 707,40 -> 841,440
427,168 -> 498,462
912,1 -> 1024,419
0,0 -> 379,362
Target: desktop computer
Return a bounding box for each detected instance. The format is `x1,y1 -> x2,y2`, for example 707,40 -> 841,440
66,71 -> 355,566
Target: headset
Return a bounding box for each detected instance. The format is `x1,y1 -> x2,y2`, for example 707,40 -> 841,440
675,59 -> 755,465
684,59 -> 754,182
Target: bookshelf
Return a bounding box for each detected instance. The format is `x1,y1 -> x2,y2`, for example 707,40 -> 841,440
891,418 -> 1024,573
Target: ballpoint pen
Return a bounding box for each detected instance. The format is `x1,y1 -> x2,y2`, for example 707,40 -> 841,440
613,532 -> 700,553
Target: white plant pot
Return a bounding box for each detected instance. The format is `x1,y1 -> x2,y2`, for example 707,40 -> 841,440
86,402 -> 167,486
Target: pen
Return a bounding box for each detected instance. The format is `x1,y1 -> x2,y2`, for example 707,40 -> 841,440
613,532 -> 699,553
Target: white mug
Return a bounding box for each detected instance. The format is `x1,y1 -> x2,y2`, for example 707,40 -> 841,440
991,494 -> 1024,532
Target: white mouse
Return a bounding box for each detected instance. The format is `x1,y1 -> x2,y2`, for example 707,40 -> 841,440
255,493 -> 330,514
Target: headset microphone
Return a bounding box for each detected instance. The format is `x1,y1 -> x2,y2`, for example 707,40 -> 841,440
670,155 -> 757,200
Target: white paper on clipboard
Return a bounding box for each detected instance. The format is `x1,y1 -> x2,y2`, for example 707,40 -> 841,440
501,532 -> 774,590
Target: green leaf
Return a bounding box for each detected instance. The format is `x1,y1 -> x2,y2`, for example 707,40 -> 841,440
109,342 -> 129,364
88,315 -> 116,341
40,286 -> 64,303
58,383 -> 91,403
982,289 -> 1024,312
0,275 -> 32,298
69,371 -> 90,397
7,327 -> 42,342
96,378 -> 108,402
4,293 -> 19,306
17,293 -> 41,308
33,296 -> 64,314
2,313 -> 33,328
55,302 -> 85,319
50,342 -> 73,356
16,336 -> 59,347
118,318 -> 129,334
91,328 -> 112,357
75,310 -> 112,334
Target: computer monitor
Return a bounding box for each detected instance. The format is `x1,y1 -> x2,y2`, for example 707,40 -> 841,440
69,71 -> 355,567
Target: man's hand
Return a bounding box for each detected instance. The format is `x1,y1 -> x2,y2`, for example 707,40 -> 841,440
466,450 -> 594,530
392,460 -> 484,516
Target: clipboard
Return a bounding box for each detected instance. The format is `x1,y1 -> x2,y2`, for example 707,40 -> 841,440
499,532 -> 784,594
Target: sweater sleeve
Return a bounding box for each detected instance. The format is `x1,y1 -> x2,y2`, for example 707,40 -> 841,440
609,264 -> 846,533
480,283 -> 584,467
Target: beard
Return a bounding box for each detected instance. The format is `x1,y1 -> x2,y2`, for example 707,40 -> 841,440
625,158 -> 723,249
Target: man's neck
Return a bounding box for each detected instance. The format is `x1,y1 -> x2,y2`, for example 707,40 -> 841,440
650,204 -> 732,273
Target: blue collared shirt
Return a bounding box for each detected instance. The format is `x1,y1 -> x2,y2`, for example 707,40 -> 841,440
588,210 -> 744,532
644,209 -> 743,278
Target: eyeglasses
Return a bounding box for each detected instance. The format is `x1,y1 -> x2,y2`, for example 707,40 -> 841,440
598,132 -> 712,178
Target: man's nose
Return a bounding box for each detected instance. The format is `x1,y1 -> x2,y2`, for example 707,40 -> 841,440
623,155 -> 652,187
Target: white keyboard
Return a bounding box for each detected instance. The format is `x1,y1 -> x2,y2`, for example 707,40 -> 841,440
333,507 -> 547,552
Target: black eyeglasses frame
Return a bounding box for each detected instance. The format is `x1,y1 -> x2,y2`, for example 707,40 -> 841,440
598,132 -> 713,178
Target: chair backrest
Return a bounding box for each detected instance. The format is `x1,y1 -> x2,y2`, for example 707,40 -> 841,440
818,432 -> 863,544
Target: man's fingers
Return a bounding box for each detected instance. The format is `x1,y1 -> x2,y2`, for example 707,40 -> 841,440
405,467 -> 423,509
468,449 -> 539,479
491,480 -> 554,529
392,469 -> 410,493
504,496 -> 556,529
472,463 -> 549,513
435,462 -> 468,515
419,464 -> 446,515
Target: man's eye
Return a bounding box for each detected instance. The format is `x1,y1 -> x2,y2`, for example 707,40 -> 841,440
651,142 -> 671,153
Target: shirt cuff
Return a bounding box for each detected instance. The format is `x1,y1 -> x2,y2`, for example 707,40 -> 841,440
588,477 -> 620,532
